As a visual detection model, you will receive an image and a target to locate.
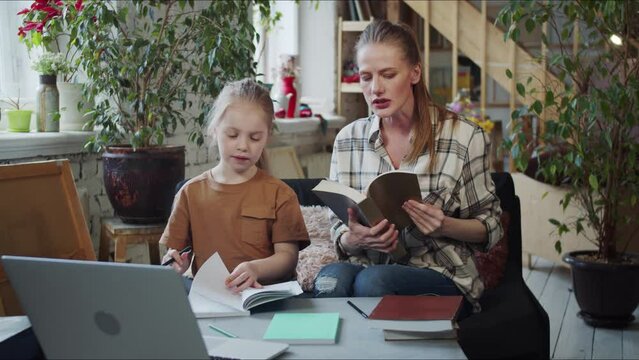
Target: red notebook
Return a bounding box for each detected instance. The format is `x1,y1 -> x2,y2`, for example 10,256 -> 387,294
368,295 -> 463,321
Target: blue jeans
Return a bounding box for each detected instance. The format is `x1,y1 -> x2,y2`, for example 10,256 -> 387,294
313,263 -> 473,318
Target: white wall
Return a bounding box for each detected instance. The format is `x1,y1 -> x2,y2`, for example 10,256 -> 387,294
298,1 -> 336,114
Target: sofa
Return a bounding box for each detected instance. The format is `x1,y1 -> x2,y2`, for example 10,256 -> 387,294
283,173 -> 550,359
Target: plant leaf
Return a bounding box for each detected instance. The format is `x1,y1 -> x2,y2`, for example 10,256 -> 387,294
516,83 -> 525,97
554,240 -> 562,254
588,174 -> 598,191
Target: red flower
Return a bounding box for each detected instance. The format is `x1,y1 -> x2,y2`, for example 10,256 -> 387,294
21,21 -> 39,31
17,0 -> 83,40
41,6 -> 61,18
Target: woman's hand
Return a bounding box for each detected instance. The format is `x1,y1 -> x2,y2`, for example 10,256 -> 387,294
162,248 -> 192,275
342,207 -> 399,254
225,261 -> 263,293
402,199 -> 446,236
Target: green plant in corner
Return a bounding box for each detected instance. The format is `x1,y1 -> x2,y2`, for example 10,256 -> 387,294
498,0 -> 639,263
499,1 -> 639,327
70,0 -> 277,151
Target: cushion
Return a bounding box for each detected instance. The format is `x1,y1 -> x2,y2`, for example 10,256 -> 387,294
474,212 -> 511,289
295,206 -> 337,291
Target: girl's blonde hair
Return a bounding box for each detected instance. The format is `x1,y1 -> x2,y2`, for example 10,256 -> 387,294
206,78 -> 274,170
356,20 -> 458,172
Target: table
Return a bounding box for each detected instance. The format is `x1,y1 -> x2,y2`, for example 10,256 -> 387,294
198,298 -> 466,359
98,217 -> 164,264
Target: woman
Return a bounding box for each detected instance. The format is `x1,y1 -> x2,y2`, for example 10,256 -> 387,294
313,20 -> 502,314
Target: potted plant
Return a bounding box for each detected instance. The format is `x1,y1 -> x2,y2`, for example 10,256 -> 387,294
31,51 -> 66,132
1,91 -> 33,133
67,0 -> 275,223
18,0 -> 92,131
499,0 -> 639,327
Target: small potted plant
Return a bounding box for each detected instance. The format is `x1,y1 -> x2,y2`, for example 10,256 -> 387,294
1,91 -> 32,133
499,0 -> 639,327
31,52 -> 65,132
18,0 -> 89,131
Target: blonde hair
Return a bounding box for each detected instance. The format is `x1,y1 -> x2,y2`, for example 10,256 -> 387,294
356,20 -> 458,172
206,78 -> 274,170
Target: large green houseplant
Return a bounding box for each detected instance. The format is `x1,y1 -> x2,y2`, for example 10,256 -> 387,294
499,0 -> 639,327
69,0 -> 275,223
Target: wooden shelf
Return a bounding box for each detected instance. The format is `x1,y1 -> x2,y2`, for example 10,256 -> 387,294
340,83 -> 363,93
342,20 -> 370,32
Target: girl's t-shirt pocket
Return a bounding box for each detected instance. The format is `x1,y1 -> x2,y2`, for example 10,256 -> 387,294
240,206 -> 275,248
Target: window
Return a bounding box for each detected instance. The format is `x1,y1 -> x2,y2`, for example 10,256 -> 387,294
254,1 -> 299,85
0,1 -> 41,108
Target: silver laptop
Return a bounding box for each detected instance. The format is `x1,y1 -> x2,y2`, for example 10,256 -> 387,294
2,255 -> 210,359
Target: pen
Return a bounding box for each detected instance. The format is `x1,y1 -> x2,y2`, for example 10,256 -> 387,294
208,324 -> 238,338
161,246 -> 192,266
347,300 -> 369,319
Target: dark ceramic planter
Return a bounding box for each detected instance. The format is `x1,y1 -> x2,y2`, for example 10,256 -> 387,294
103,145 -> 185,224
563,250 -> 639,328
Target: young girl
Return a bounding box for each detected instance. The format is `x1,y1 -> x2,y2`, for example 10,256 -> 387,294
160,78 -> 310,293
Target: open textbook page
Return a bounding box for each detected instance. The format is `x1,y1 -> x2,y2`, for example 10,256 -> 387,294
188,253 -> 302,318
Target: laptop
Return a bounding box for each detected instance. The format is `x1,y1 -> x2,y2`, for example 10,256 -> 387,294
1,256 -> 288,359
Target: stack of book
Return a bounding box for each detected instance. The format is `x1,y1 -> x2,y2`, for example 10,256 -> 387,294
368,295 -> 464,340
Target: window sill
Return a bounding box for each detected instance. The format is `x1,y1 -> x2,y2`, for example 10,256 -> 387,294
0,131 -> 95,160
0,116 -> 347,161
274,115 -> 346,134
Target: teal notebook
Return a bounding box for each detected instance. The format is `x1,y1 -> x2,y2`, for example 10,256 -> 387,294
263,313 -> 340,344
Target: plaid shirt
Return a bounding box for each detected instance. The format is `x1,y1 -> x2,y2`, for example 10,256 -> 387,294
329,110 -> 502,311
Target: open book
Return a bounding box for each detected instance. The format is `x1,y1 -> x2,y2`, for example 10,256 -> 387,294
188,253 -> 303,318
312,171 -> 421,229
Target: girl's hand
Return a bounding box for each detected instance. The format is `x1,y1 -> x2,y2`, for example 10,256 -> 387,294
162,248 -> 192,274
225,261 -> 263,293
343,207 -> 399,253
402,199 -> 445,236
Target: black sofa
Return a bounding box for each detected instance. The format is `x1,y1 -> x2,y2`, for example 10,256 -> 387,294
282,173 -> 550,359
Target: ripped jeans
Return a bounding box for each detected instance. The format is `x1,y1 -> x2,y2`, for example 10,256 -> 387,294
313,263 -> 462,297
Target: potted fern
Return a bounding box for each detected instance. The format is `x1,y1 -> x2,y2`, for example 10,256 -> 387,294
69,0 -> 275,223
499,0 -> 639,327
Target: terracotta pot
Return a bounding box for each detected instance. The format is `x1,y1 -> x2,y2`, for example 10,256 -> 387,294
563,250 -> 639,328
102,145 -> 185,224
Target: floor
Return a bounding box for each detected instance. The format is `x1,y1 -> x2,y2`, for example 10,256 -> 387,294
524,256 -> 639,359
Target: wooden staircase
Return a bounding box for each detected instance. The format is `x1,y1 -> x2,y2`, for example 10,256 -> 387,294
404,0 -> 561,116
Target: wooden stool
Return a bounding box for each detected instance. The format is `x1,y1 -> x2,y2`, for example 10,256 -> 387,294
98,217 -> 165,264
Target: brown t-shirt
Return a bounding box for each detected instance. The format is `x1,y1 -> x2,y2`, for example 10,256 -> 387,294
159,169 -> 310,276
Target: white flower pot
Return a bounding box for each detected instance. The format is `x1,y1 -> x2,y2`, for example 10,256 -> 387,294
57,82 -> 93,131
